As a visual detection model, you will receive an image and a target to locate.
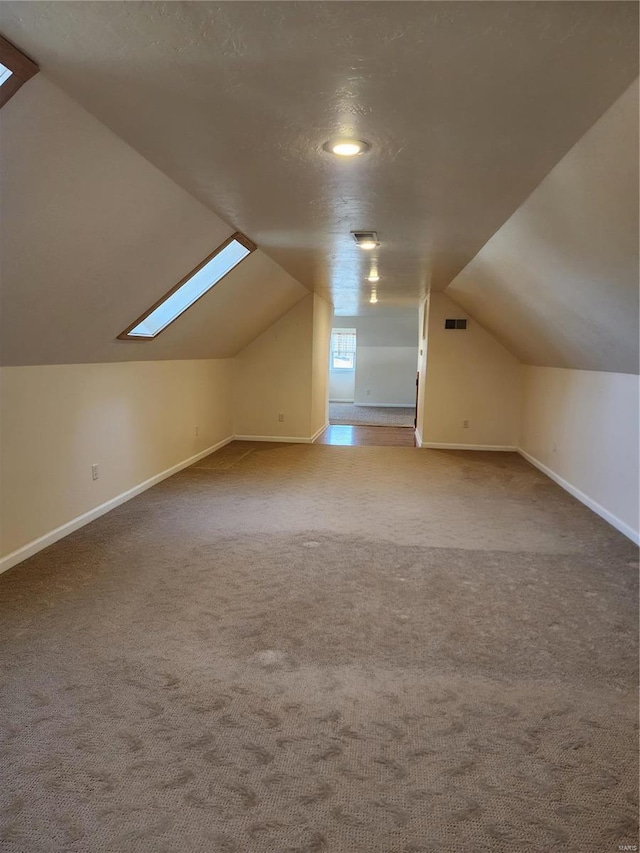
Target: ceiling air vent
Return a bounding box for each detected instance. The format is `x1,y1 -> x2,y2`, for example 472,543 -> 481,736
445,319 -> 468,330
351,231 -> 380,249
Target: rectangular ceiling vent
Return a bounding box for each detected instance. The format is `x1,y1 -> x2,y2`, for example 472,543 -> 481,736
445,319 -> 468,330
351,231 -> 379,248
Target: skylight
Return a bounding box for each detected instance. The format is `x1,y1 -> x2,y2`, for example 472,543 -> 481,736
118,233 -> 256,340
0,34 -> 38,108
0,63 -> 13,87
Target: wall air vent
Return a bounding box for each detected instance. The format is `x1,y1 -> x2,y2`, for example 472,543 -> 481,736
445,319 -> 468,330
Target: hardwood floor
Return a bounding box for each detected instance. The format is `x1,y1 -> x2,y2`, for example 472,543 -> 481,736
315,424 -> 417,447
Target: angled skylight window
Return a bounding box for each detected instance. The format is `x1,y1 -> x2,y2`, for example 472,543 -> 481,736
118,233 -> 256,340
0,34 -> 38,108
0,63 -> 13,87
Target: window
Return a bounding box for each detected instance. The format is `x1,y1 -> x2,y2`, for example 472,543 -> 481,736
0,34 -> 38,109
331,328 -> 356,370
118,233 -> 256,340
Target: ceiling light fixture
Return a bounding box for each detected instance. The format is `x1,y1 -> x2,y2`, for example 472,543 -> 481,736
370,290 -> 378,304
323,138 -> 370,157
352,231 -> 380,250
367,272 -> 380,283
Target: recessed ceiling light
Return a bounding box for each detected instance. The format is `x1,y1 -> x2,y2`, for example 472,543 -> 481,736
323,138 -> 370,157
352,231 -> 380,250
370,290 -> 378,304
367,272 -> 380,283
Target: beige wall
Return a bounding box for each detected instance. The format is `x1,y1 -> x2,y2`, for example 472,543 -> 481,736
310,294 -> 333,436
232,296 -> 314,440
519,367 -> 639,541
418,293 -> 522,448
0,292 -> 334,569
0,360 -> 233,566
232,293 -> 332,441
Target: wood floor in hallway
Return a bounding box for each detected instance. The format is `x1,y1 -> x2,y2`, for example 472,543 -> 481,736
315,424 -> 417,446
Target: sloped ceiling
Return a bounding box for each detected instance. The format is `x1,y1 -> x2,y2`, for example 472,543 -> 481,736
0,1 -> 637,315
0,76 -> 308,366
446,80 -> 639,375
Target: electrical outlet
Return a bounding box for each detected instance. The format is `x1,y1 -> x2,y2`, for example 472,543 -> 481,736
462,420 -> 469,429
91,464 -> 99,481
195,425 -> 199,436
366,389 -> 371,396
278,413 -> 285,423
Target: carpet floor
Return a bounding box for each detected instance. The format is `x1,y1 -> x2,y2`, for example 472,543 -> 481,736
0,442 -> 637,853
329,402 -> 415,427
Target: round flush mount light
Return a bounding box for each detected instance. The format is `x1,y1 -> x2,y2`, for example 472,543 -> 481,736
323,138 -> 370,157
367,273 -> 380,283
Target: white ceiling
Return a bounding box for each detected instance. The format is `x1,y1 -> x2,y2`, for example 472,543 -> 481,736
0,1 -> 637,315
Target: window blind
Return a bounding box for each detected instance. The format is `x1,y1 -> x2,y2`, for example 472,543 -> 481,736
331,329 -> 356,357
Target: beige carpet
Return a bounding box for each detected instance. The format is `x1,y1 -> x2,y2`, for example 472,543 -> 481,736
0,443 -> 638,853
329,402 -> 415,427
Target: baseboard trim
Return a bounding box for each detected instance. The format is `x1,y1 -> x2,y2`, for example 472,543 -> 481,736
329,399 -> 354,403
517,448 -> 639,545
0,435 -> 235,576
353,403 -> 415,408
234,424 -> 329,444
419,442 -> 518,451
310,422 -> 330,443
234,433 -> 316,444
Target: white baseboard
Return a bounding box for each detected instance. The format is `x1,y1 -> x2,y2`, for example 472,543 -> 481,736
419,442 -> 517,451
329,398 -> 354,403
310,422 -> 330,443
415,428 -> 423,447
353,403 -> 415,408
517,448 -> 639,545
234,432 -> 321,444
0,435 -> 235,576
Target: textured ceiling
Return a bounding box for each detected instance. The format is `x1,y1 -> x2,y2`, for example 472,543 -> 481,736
0,76 -> 307,365
446,80 -> 639,375
0,1 -> 637,315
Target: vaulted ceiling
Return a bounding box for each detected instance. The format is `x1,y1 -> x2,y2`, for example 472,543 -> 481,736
0,1 -> 637,316
447,80 -> 639,374
0,76 -> 307,365
0,2 -> 637,371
